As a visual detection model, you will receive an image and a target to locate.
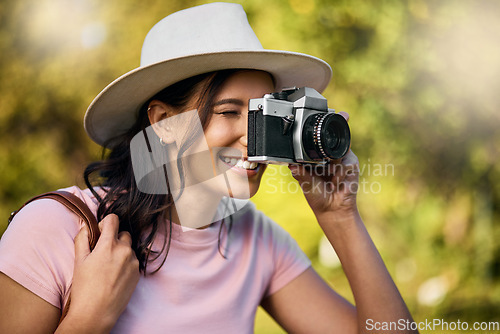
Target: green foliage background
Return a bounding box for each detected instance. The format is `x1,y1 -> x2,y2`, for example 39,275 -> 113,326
1,0 -> 499,332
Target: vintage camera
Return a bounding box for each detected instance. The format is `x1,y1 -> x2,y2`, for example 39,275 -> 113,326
248,87 -> 350,165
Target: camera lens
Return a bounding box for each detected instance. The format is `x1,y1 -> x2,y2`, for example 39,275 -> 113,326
302,113 -> 351,160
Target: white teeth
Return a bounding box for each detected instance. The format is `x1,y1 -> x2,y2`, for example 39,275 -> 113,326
220,156 -> 259,170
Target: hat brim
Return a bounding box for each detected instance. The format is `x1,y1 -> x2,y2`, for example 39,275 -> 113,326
84,50 -> 332,147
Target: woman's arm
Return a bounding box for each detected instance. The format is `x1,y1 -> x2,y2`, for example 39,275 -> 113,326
261,267 -> 358,333
262,215 -> 414,334
0,214 -> 140,334
314,207 -> 415,334
0,273 -> 60,334
263,114 -> 416,333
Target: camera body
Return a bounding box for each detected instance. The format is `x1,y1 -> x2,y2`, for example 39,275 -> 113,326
248,87 -> 350,165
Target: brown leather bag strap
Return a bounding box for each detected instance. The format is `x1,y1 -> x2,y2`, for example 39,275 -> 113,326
9,190 -> 100,248
8,190 -> 101,323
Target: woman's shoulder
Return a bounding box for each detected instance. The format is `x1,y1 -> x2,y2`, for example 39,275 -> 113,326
0,185 -> 100,308
7,185 -> 101,236
57,185 -> 102,212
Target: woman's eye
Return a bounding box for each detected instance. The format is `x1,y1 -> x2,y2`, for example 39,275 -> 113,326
216,110 -> 239,116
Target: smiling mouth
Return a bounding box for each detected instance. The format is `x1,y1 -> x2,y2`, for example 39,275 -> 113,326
219,155 -> 259,170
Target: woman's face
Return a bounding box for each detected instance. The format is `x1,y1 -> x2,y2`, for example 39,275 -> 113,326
200,70 -> 273,198
149,70 -> 274,201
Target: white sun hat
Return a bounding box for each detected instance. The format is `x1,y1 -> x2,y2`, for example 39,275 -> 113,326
84,2 -> 332,147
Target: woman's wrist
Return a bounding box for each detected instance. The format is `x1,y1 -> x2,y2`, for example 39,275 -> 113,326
313,206 -> 368,255
314,204 -> 361,229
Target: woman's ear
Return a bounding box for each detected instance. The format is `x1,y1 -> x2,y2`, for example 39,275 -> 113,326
148,100 -> 176,145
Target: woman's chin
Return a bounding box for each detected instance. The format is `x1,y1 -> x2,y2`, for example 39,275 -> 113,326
225,176 -> 263,199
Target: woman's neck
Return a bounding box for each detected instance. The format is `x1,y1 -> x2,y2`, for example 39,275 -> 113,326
169,184 -> 223,229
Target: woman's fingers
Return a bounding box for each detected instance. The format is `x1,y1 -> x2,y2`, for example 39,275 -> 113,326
118,231 -> 133,247
338,111 -> 349,122
98,214 -> 133,247
341,149 -> 358,166
75,214 -> 131,266
74,225 -> 91,264
96,214 -> 121,246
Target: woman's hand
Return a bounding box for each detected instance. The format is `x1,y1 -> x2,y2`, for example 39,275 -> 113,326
57,214 -> 140,333
289,112 -> 359,221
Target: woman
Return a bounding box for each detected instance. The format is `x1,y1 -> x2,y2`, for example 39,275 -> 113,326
0,3 -> 416,333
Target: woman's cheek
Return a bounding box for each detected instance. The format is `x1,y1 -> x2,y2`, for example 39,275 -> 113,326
205,125 -> 236,148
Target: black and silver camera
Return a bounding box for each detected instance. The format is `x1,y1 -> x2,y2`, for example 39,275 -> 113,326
247,87 -> 350,165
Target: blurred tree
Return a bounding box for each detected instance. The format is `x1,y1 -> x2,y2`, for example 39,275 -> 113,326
1,0 -> 499,332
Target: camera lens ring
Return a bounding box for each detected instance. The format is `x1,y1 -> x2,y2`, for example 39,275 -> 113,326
302,112 -> 351,161
313,114 -> 330,160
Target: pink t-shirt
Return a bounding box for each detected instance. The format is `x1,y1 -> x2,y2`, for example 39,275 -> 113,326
0,186 -> 310,333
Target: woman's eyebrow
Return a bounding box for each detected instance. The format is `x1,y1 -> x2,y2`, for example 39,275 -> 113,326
213,98 -> 245,106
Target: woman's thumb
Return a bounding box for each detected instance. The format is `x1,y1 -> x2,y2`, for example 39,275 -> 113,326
74,225 -> 91,263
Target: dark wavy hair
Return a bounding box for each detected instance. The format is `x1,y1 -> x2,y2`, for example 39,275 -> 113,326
84,69 -> 240,274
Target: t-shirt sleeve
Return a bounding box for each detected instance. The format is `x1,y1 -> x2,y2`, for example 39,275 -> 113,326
0,198 -> 82,308
263,215 -> 312,297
